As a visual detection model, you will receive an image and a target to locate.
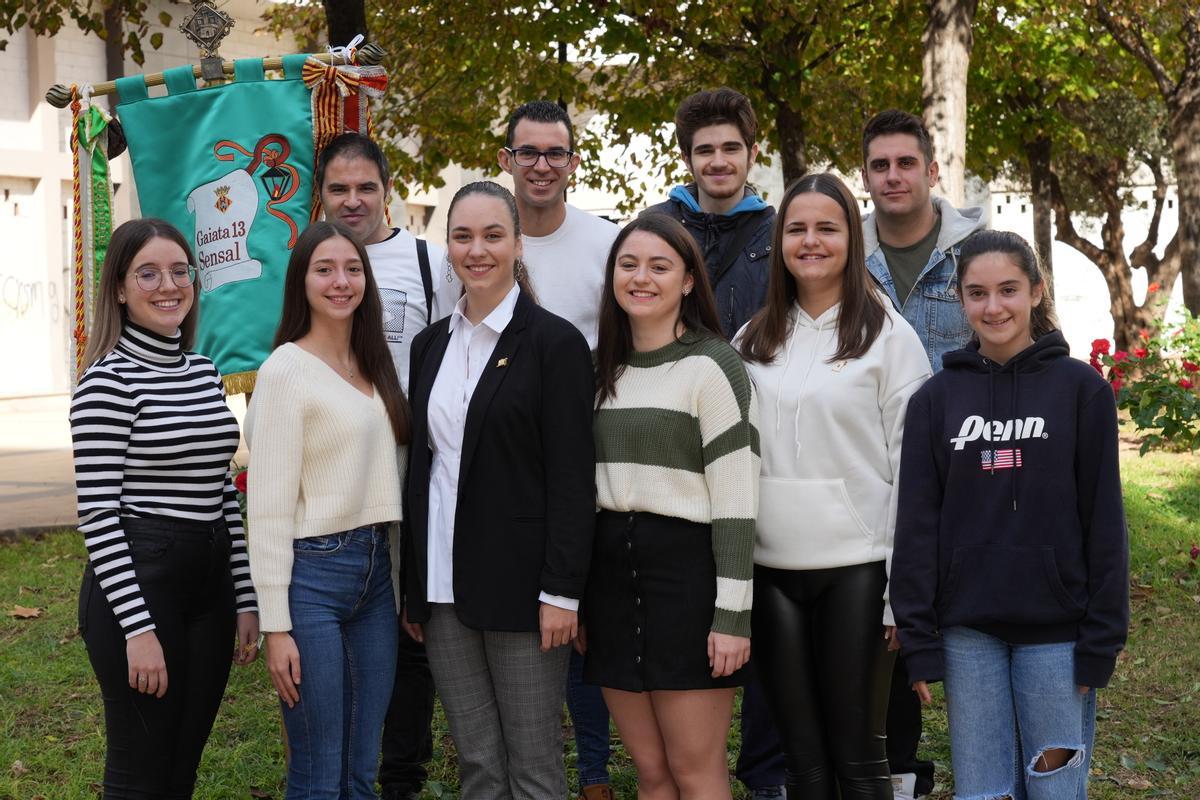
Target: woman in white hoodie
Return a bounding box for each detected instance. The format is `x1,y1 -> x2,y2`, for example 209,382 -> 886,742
737,173 -> 930,799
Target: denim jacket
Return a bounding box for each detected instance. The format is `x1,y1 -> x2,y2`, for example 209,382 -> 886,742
864,196 -> 987,372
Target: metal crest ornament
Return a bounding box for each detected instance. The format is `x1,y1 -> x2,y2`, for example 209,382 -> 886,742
180,0 -> 234,54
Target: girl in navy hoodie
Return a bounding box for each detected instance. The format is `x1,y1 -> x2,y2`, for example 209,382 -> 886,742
890,231 -> 1128,799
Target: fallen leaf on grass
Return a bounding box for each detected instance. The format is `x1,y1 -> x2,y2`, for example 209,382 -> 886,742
9,605 -> 42,619
1125,777 -> 1153,790
11,760 -> 28,776
249,788 -> 273,798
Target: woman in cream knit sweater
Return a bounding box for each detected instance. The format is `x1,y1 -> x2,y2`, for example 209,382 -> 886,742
247,221 -> 410,799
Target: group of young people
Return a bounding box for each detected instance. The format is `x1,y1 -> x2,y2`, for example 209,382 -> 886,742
70,89 -> 1129,800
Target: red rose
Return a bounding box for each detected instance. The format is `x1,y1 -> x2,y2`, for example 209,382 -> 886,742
1180,378 -> 1195,390
1133,347 -> 1148,359
1111,376 -> 1123,395
1184,361 -> 1199,373
1091,338 -> 1111,355
1139,329 -> 1151,341
233,470 -> 248,494
1147,281 -> 1161,293
1112,350 -> 1129,363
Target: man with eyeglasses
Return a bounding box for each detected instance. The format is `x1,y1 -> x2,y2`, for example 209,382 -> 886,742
497,100 -> 619,351
497,100 -> 619,800
641,87 -> 775,341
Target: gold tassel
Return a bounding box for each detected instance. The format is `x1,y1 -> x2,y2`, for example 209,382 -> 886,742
223,370 -> 258,395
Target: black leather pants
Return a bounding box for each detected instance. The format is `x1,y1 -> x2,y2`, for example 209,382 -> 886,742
752,561 -> 895,800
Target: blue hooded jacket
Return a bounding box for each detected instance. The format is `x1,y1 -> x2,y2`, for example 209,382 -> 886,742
641,184 -> 775,340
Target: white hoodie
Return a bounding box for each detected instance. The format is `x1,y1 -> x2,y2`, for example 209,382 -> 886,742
740,299 -> 930,624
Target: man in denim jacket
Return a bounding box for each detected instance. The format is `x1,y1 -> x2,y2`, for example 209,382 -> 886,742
862,110 -> 987,374
860,109 -> 987,800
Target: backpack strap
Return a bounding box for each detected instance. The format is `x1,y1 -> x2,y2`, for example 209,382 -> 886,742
416,238 -> 434,321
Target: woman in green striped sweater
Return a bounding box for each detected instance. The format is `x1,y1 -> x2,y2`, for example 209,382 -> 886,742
585,214 -> 760,799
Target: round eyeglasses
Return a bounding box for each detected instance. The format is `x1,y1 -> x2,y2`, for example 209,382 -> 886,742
132,265 -> 197,292
504,147 -> 575,169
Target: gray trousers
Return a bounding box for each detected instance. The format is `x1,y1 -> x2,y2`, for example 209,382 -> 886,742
424,604 -> 570,799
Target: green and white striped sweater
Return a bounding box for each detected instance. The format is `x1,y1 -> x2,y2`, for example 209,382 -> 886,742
594,332 -> 760,637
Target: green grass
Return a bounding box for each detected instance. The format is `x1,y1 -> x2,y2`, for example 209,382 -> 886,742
1,440 -> 1197,798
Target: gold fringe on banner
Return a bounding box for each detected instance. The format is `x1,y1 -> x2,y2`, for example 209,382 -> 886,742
223,370 -> 258,395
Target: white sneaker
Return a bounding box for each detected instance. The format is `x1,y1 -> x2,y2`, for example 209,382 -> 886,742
890,772 -> 917,799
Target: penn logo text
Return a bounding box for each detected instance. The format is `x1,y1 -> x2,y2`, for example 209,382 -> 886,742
950,415 -> 1047,451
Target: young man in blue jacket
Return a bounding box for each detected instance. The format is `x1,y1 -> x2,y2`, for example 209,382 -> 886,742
860,109 -> 987,799
641,87 -> 775,341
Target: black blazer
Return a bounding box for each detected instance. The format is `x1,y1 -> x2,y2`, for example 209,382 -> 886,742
403,289 -> 596,631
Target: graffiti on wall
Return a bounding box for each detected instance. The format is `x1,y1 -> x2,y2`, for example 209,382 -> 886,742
0,274 -> 59,322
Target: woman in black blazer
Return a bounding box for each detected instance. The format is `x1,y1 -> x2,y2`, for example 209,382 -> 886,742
402,181 -> 595,799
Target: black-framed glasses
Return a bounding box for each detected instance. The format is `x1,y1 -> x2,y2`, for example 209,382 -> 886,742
133,265 -> 197,292
505,147 -> 575,168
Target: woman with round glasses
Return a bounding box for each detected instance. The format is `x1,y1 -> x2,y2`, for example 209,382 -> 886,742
71,218 -> 259,798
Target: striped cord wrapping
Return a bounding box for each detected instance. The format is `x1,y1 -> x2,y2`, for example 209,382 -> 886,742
70,86 -> 86,381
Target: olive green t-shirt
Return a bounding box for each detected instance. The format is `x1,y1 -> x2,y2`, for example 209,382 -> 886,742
879,214 -> 941,306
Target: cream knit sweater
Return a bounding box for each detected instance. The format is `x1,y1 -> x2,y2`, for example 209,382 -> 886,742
246,343 -> 406,631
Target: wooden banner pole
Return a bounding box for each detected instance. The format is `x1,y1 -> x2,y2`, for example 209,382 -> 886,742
44,43 -> 385,109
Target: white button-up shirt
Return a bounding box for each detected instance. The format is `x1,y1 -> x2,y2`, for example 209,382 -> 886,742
425,284 -> 576,611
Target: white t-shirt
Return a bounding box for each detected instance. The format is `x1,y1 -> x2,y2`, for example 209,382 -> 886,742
521,204 -> 619,350
366,228 -> 460,392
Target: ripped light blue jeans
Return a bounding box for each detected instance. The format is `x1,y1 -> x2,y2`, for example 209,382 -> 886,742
943,626 -> 1095,800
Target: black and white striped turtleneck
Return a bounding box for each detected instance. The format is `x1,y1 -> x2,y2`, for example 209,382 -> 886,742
70,322 -> 256,638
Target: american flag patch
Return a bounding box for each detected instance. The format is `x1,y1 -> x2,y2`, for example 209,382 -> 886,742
981,448 -> 1023,470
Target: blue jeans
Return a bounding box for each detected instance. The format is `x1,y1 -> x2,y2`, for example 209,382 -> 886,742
943,627 -> 1095,800
283,525 -> 399,800
567,647 -> 611,787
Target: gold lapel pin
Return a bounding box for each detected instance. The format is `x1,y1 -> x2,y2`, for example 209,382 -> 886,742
496,357 -> 509,367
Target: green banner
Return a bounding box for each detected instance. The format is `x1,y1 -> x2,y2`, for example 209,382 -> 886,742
79,105 -> 113,289
115,57 -> 313,390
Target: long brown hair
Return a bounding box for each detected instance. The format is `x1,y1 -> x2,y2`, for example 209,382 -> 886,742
273,221 -> 410,445
84,218 -> 199,368
740,173 -> 885,364
595,215 -> 722,405
956,230 -> 1059,340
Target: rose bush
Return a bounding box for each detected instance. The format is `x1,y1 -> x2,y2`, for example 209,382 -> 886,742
1091,310 -> 1200,454
231,462 -> 248,521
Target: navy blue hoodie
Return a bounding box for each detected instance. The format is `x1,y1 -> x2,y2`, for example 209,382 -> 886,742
890,331 -> 1129,689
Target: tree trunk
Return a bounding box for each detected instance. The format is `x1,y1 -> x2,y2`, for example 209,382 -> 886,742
921,0 -> 977,206
323,0 -> 369,48
776,104 -> 808,186
103,4 -> 124,112
1170,102 -> 1200,314
1048,161 -> 1160,352
1024,135 -> 1054,290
